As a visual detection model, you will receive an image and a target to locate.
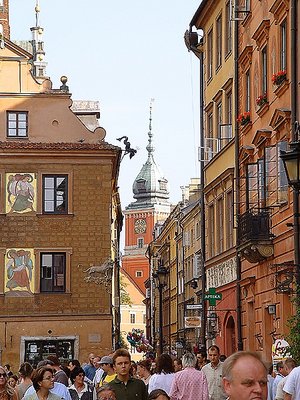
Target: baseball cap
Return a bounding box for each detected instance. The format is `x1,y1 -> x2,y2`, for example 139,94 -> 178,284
98,356 -> 113,365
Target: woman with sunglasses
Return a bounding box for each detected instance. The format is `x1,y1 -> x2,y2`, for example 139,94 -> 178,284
69,367 -> 96,400
0,366 -> 17,400
23,367 -> 61,400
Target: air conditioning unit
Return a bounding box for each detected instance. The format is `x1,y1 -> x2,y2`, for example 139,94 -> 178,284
193,253 -> 203,279
230,0 -> 251,21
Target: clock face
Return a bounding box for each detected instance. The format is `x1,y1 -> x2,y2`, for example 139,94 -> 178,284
134,218 -> 147,234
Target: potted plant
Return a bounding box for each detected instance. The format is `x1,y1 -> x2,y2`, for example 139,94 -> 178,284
256,93 -> 268,107
237,111 -> 251,126
272,70 -> 287,86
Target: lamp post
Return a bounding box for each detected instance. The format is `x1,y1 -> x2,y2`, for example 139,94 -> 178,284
280,121 -> 300,293
153,262 -> 168,355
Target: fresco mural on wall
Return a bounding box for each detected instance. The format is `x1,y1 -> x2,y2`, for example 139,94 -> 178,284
4,249 -> 35,295
6,173 -> 36,214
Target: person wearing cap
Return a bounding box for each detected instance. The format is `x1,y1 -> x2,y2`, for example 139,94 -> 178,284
98,357 -> 116,387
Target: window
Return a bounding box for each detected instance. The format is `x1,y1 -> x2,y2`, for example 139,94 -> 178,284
277,142 -> 288,202
245,70 -> 250,112
143,314 -> 146,324
225,2 -> 232,55
136,270 -> 143,278
130,314 -> 136,324
208,204 -> 215,258
226,191 -> 233,249
217,197 -> 224,253
43,175 -> 68,214
246,163 -> 259,209
137,238 -> 144,248
258,158 -> 266,208
280,20 -> 287,71
7,111 -> 28,137
217,102 -> 223,150
216,15 -> 222,69
40,253 -> 66,292
262,46 -> 268,94
207,29 -> 213,80
246,142 -> 288,210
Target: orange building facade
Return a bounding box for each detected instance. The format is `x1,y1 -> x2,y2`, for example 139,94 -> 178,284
236,0 -> 297,360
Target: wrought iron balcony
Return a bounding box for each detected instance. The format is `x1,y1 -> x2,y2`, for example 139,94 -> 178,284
237,209 -> 274,263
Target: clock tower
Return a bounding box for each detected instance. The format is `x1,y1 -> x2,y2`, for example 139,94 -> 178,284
122,102 -> 170,294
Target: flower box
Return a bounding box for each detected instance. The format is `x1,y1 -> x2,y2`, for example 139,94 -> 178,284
237,112 -> 251,126
272,70 -> 287,86
256,93 -> 268,107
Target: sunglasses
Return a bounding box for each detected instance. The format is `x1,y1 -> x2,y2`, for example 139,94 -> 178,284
0,373 -> 7,378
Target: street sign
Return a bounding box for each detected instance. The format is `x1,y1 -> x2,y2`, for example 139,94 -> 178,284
204,288 -> 222,306
186,304 -> 203,310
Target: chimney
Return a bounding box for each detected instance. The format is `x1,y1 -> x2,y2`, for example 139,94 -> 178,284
0,0 -> 10,39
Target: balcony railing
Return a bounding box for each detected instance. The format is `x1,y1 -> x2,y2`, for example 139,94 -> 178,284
238,209 -> 273,243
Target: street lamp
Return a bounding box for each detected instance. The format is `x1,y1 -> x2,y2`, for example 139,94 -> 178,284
153,262 -> 168,355
280,122 -> 300,292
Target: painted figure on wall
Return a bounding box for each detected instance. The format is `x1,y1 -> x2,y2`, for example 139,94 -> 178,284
5,249 -> 34,293
6,173 -> 36,213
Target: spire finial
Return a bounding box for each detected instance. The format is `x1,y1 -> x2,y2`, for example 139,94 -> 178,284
35,0 -> 40,27
31,0 -> 48,81
146,98 -> 155,157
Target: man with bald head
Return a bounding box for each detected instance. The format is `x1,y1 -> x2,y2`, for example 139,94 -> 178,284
222,351 -> 268,400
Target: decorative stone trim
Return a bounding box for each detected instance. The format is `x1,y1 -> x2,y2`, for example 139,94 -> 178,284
239,45 -> 253,73
252,19 -> 271,49
269,0 -> 289,24
256,101 -> 270,117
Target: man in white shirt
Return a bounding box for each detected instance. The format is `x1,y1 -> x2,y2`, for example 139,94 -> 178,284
283,365 -> 300,400
275,358 -> 296,400
202,345 -> 227,400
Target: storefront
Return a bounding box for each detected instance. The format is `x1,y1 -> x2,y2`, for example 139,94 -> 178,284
21,336 -> 77,367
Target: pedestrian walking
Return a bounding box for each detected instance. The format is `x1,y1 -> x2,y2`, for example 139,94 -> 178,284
275,358 -> 296,400
202,345 -> 227,400
148,354 -> 175,396
23,367 -> 62,400
109,348 -> 147,400
15,362 -> 33,400
83,354 -> 97,382
68,367 -> 95,400
283,364 -> 300,400
169,352 -> 209,400
0,365 -> 17,400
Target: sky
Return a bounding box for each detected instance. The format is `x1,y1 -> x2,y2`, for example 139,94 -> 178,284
9,0 -> 201,209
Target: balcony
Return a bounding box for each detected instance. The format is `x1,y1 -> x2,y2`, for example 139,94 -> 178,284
237,209 -> 274,263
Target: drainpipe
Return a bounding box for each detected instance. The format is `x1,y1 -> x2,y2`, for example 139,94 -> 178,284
199,48 -> 207,351
234,13 -> 243,351
291,0 -> 300,293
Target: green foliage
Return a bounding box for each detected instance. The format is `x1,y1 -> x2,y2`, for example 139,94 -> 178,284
286,298 -> 300,364
120,275 -> 132,306
119,334 -> 129,349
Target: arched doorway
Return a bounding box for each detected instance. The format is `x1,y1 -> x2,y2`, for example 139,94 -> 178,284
225,315 -> 236,356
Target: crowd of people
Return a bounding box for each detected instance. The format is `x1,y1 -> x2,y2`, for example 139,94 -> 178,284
0,345 -> 299,400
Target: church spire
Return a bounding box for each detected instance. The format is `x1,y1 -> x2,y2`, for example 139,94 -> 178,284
30,0 -> 48,82
146,98 -> 155,158
128,99 -> 170,209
